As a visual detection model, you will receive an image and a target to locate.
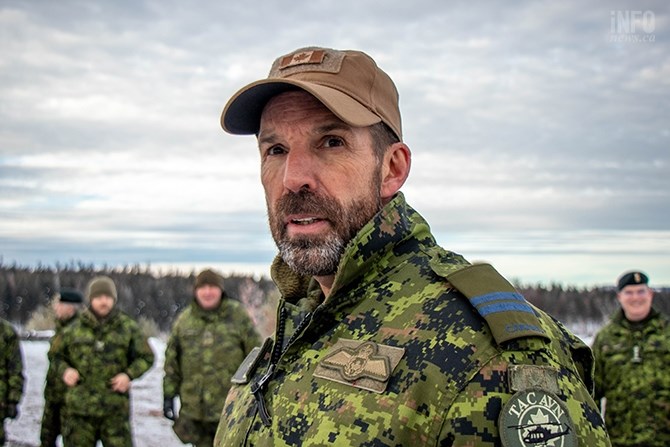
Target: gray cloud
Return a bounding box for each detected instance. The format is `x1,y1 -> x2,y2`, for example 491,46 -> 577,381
0,0 -> 668,285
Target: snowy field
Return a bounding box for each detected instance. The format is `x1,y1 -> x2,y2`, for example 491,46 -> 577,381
5,338 -> 185,447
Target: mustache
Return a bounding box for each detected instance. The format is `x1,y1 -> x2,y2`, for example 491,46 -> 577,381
275,189 -> 342,222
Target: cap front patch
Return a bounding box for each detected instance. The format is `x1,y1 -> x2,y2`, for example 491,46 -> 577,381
278,50 -> 326,69
269,48 -> 345,78
314,339 -> 404,393
499,389 -> 577,447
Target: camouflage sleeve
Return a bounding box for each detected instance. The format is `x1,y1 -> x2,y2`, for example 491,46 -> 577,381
5,324 -> 24,403
49,326 -> 74,381
237,307 -> 262,356
439,354 -> 610,446
162,324 -> 182,398
591,333 -> 605,402
125,320 -> 155,380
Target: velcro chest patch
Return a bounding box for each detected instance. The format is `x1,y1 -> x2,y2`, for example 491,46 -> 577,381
314,339 -> 405,393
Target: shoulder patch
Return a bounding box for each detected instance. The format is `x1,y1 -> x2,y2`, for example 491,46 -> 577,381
447,263 -> 550,345
499,389 -> 577,447
508,365 -> 559,394
314,339 -> 404,393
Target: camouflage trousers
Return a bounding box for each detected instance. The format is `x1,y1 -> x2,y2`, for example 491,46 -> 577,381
62,413 -> 133,447
173,416 -> 218,447
40,399 -> 64,447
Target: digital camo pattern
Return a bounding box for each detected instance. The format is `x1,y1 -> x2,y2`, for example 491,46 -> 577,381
592,308 -> 670,447
1,318 -> 24,444
215,193 -> 610,447
163,296 -> 261,423
41,314 -> 78,447
51,307 -> 154,445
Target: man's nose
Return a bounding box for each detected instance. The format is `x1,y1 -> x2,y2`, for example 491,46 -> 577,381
283,149 -> 318,193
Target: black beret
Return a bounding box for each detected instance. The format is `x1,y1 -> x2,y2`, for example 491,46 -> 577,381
617,271 -> 649,291
59,288 -> 84,304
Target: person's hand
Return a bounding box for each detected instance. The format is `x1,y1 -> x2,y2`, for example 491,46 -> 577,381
5,402 -> 18,419
110,372 -> 131,393
163,396 -> 175,420
63,367 -> 80,387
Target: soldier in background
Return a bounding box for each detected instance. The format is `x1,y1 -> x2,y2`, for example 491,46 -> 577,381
40,288 -> 83,447
213,46 -> 611,446
592,271 -> 670,447
163,268 -> 261,446
0,318 -> 23,446
51,275 -> 154,446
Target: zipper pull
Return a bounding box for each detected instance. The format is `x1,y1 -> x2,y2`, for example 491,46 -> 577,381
250,363 -> 275,427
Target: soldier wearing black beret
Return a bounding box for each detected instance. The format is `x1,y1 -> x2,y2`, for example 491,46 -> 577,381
40,288 -> 83,447
592,271 -> 670,446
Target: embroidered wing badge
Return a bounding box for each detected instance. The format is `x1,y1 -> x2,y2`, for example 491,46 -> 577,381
314,339 -> 404,393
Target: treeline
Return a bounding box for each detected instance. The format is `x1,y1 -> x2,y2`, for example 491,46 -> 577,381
0,262 -> 280,338
1,263 -> 668,339
519,282 -> 668,323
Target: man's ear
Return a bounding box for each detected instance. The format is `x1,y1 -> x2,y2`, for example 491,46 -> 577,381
380,142 -> 411,201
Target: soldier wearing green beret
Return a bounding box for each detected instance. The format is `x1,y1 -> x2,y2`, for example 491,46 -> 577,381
40,288 -> 84,447
592,271 -> 670,447
214,46 -> 611,446
163,268 -> 261,446
51,276 -> 155,446
1,318 -> 24,446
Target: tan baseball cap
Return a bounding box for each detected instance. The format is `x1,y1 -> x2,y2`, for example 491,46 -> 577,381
221,46 -> 402,140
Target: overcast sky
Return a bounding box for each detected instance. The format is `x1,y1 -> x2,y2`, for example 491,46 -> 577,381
1,0 -> 668,287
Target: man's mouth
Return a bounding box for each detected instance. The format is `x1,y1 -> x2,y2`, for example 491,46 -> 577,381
284,215 -> 330,236
290,217 -> 323,225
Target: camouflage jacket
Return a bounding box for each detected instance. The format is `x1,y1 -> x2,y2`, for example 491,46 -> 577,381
0,318 -> 24,414
592,308 -> 670,446
215,193 -> 610,447
51,307 -> 154,417
163,296 -> 261,422
44,314 -> 78,404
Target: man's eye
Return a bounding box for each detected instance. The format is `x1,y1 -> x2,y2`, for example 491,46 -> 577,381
266,146 -> 286,156
323,137 -> 344,148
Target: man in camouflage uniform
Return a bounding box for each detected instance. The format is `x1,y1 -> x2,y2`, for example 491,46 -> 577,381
1,318 -> 24,446
51,275 -> 154,446
163,269 -> 261,446
214,46 -> 611,446
40,288 -> 83,447
592,271 -> 670,447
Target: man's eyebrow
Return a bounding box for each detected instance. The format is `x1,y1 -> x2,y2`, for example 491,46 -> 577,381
258,121 -> 351,145
257,131 -> 277,146
315,122 -> 351,134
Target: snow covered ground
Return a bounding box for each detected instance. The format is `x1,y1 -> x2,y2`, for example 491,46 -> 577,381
5,338 -> 185,447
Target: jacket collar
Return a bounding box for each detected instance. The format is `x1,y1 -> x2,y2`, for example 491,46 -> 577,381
190,295 -> 227,319
614,307 -> 660,329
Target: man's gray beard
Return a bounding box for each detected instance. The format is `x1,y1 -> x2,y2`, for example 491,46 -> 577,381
269,167 -> 383,278
277,234 -> 345,277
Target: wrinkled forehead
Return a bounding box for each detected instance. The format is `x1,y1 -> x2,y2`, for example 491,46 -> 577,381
258,91 -> 353,137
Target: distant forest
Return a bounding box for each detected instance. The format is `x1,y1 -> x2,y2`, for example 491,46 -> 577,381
1,262 -> 668,340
